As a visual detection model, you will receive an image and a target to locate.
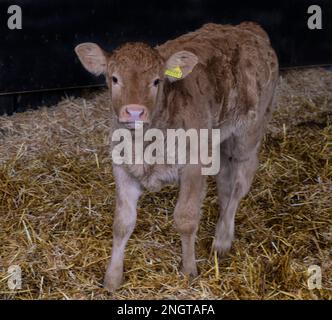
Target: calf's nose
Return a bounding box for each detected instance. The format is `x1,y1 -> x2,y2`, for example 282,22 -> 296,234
119,104 -> 149,123
126,107 -> 144,119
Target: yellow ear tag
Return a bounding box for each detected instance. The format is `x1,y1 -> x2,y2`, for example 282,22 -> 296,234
165,66 -> 183,79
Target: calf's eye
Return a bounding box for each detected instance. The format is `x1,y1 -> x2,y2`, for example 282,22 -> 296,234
153,78 -> 160,87
112,76 -> 118,84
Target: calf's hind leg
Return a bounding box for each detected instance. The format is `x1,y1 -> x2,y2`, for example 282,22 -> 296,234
213,136 -> 260,255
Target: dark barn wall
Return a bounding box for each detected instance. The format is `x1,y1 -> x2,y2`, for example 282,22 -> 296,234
0,0 -> 331,114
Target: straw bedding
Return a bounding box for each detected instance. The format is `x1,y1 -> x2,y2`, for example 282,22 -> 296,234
0,68 -> 331,299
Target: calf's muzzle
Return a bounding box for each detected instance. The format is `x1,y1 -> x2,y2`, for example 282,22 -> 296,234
119,104 -> 149,124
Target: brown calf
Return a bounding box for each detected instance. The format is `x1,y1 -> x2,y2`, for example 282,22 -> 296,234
75,22 -> 279,291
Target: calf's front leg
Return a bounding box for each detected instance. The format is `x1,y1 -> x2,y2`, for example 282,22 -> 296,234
104,165 -> 142,292
174,165 -> 206,276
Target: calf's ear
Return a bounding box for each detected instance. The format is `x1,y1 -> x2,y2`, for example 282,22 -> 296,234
164,51 -> 198,82
75,43 -> 108,76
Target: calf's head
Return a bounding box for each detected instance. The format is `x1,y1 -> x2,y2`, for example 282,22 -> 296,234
75,42 -> 198,129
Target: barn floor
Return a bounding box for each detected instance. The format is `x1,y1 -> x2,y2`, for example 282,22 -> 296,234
0,68 -> 331,300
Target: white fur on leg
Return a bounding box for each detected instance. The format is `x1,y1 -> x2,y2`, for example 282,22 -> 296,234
213,219 -> 234,256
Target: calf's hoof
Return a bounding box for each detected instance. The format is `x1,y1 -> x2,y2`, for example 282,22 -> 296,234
180,264 -> 198,278
103,273 -> 123,292
213,237 -> 232,257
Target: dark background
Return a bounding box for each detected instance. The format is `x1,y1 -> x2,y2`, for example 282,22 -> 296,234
0,0 -> 331,114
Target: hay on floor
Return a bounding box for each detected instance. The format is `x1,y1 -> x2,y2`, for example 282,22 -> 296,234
0,68 -> 331,299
